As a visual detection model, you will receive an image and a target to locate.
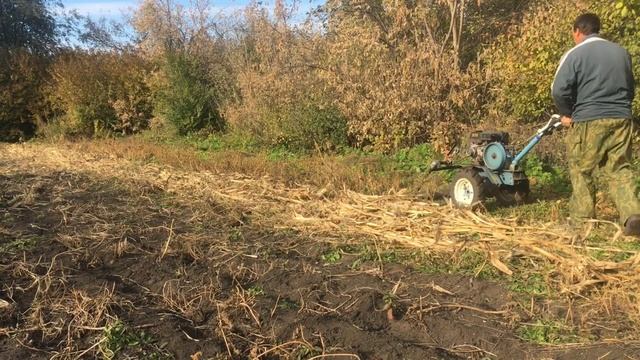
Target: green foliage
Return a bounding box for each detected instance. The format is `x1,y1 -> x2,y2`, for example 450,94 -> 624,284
0,0 -> 58,55
267,146 -> 298,161
190,131 -> 260,153
415,249 -> 500,279
597,0 -> 640,119
152,53 -> 225,135
487,0 -> 640,123
485,1 -> 578,122
491,199 -> 566,222
454,250 -> 501,280
393,144 -> 436,173
293,345 -> 321,360
268,103 -> 348,152
233,98 -> 349,152
0,50 -> 50,141
48,51 -> 153,137
509,271 -> 550,296
278,298 -> 299,310
522,154 -> 570,192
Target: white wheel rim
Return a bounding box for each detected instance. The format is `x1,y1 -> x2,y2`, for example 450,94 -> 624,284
454,178 -> 475,207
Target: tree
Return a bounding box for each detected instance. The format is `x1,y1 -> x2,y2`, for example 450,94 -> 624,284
0,0 -> 60,141
0,0 -> 58,54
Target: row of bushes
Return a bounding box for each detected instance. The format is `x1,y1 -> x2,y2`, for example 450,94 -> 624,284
487,0 -> 640,122
3,0 -> 639,154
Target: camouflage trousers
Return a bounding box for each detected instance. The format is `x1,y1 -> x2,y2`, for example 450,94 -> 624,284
565,118 -> 640,224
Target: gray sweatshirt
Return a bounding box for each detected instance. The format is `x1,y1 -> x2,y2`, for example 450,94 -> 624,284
551,35 -> 635,122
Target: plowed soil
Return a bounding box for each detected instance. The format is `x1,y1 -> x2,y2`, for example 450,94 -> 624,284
1,143 -> 639,359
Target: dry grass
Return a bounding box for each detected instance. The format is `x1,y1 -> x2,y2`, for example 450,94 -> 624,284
1,256 -> 124,357
60,137 -> 442,196
0,142 -> 379,360
2,141 -> 640,356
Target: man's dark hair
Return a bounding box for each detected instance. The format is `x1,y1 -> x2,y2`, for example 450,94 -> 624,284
573,13 -> 601,35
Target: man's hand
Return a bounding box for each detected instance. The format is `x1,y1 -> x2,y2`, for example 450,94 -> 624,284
561,116 -> 573,128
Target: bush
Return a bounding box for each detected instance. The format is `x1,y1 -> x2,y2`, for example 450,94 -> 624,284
484,1 -> 580,122
151,53 -> 225,135
253,101 -> 348,152
321,0 -> 487,153
0,50 -> 50,141
48,51 -> 152,137
486,0 -> 640,123
597,0 -> 640,119
224,2 -> 348,152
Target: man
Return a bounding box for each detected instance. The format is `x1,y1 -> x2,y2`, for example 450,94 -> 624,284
552,13 -> 640,236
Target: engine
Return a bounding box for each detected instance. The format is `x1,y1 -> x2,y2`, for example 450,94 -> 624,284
468,131 -> 511,170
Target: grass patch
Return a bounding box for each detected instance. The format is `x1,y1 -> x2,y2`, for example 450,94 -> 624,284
321,244 -> 412,269
518,320 -> 580,345
415,250 -> 500,280
489,199 -> 568,223
70,136 -> 448,196
228,228 -> 244,242
582,230 -> 640,262
509,272 -> 550,297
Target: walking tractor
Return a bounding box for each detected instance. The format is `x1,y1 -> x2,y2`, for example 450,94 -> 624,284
429,115 -> 562,208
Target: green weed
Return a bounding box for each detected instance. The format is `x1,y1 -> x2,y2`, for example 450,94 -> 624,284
0,235 -> 40,255
278,298 -> 299,310
382,292 -> 397,307
451,250 -> 501,280
190,132 -> 261,153
321,248 -> 342,264
490,199 -> 567,223
518,320 -> 579,344
228,228 -> 243,242
247,285 -> 265,297
99,320 -> 171,360
612,241 -> 640,262
522,155 -> 570,194
349,245 -> 379,269
293,345 -> 321,360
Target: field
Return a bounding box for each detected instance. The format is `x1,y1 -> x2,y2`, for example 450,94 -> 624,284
1,141 -> 640,360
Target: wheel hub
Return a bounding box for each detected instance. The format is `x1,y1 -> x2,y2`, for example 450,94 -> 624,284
453,178 -> 474,206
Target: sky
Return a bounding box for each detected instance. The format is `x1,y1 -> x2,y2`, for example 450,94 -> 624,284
60,0 -> 322,21
61,0 -> 141,19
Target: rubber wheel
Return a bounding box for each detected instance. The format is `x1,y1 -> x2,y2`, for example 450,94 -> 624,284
450,169 -> 486,208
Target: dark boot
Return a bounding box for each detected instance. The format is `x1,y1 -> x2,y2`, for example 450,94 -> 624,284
623,215 -> 640,236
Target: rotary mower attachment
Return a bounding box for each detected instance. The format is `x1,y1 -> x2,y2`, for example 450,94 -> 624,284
430,115 -> 562,208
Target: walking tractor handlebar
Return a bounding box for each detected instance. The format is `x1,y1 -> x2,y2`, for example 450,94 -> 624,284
538,114 -> 562,136
510,114 -> 562,169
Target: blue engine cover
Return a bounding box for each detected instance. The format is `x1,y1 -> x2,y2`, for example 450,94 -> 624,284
483,142 -> 510,171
